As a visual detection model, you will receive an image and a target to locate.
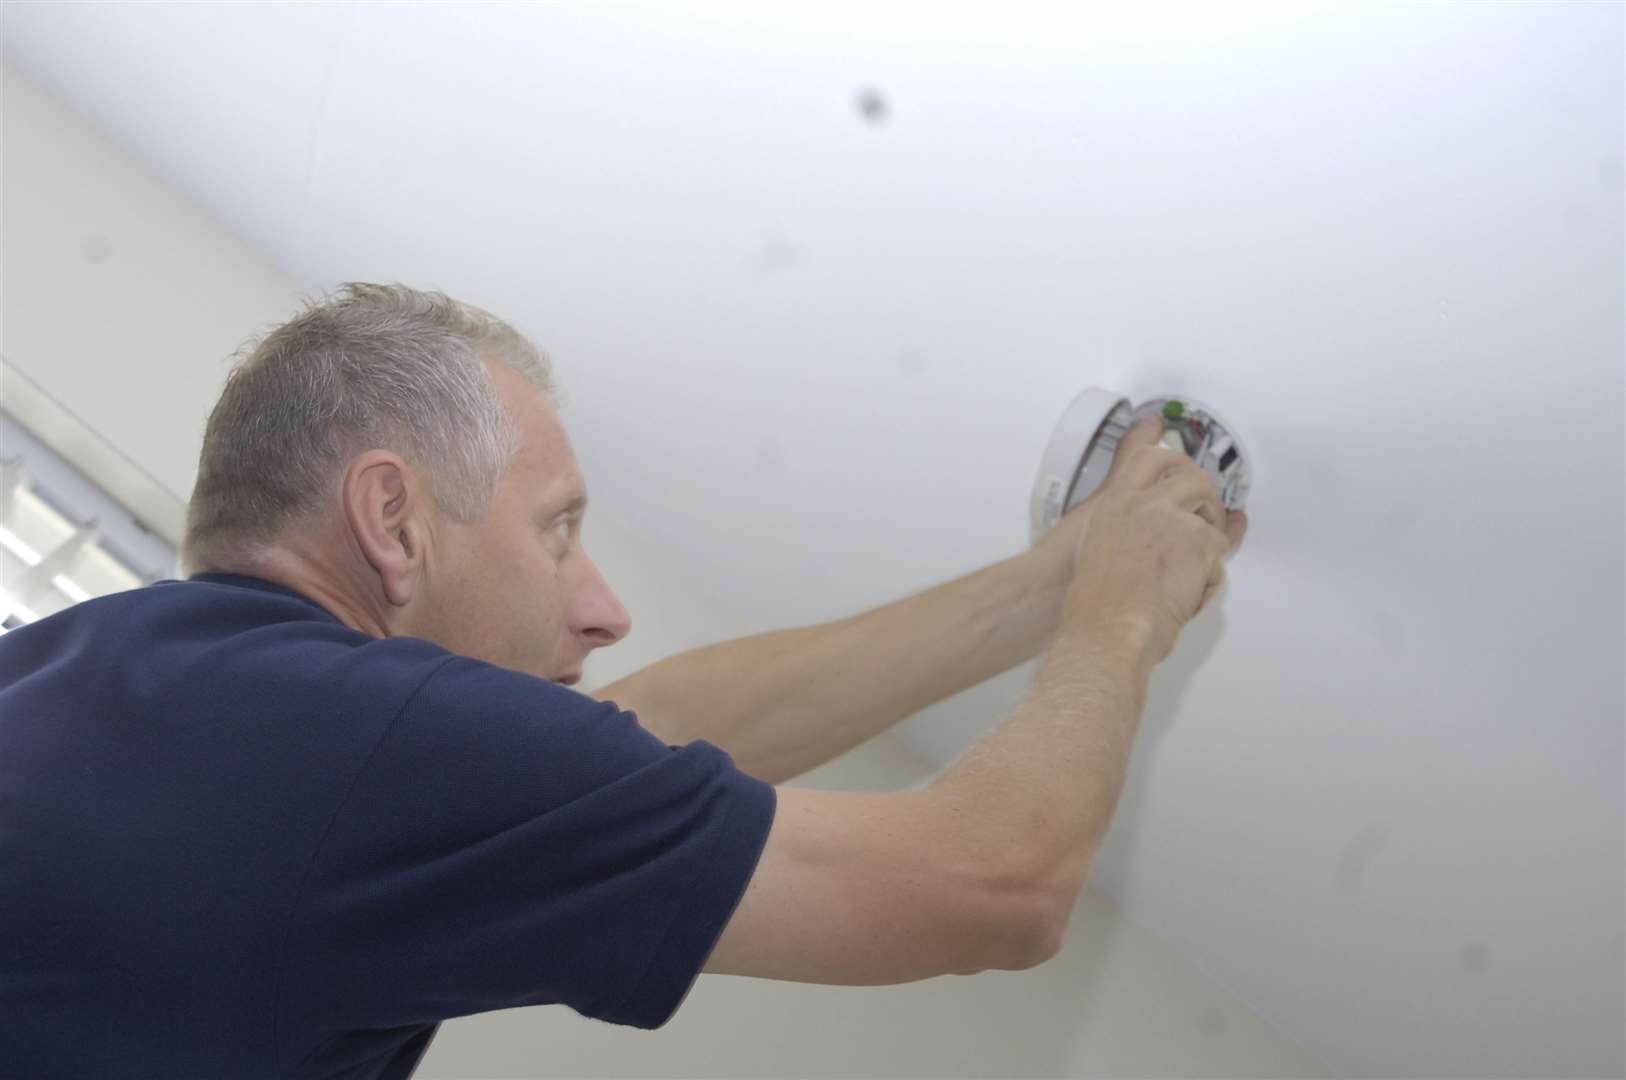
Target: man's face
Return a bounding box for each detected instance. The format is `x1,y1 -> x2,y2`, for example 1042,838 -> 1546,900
404,361 -> 631,685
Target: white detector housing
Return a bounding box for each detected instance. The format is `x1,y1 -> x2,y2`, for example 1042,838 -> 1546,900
1029,389 -> 1252,546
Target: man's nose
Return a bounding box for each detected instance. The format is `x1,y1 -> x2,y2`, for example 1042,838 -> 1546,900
576,556 -> 632,647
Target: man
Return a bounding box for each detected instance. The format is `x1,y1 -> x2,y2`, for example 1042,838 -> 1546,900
1,283 -> 1221,1078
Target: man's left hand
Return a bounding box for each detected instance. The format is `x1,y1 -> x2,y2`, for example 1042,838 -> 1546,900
1030,498 -> 1098,590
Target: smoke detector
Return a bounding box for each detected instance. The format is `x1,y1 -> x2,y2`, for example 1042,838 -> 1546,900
1030,389 -> 1252,546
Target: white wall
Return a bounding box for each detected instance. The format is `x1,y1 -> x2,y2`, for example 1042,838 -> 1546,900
1,63 -> 1331,1078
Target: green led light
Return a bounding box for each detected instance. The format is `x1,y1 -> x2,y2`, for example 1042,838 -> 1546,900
1162,400 -> 1186,421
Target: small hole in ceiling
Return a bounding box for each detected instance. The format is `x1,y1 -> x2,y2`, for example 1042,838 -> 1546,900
855,87 -> 889,125
81,234 -> 113,264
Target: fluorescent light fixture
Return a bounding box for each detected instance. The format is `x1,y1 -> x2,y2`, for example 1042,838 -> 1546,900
1,404 -> 178,626
0,523 -> 41,566
51,574 -> 91,603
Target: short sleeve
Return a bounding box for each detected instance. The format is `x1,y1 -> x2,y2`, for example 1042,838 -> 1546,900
277,654 -> 777,1044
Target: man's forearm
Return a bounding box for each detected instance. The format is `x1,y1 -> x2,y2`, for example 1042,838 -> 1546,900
597,550 -> 1072,785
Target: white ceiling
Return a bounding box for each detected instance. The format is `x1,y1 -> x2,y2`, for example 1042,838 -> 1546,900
3,3 -> 1622,1076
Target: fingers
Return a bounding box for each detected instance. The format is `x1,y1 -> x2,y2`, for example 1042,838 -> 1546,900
1200,559 -> 1227,615
1118,417 -> 1190,491
1118,417 -> 1245,556
1226,510 -> 1248,554
1173,478 -> 1246,560
1167,471 -> 1225,531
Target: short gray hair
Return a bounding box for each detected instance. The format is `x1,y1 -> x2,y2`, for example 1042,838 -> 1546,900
182,282 -> 558,575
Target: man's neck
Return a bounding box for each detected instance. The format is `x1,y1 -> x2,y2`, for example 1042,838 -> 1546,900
212,548 -> 392,640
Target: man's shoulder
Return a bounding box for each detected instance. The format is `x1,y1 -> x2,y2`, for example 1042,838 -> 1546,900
3,578 -> 456,705
144,578 -> 459,686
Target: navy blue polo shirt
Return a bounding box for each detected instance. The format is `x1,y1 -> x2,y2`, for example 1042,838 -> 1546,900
0,573 -> 777,1079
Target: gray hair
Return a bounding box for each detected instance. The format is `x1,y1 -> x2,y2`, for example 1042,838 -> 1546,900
181,282 -> 559,575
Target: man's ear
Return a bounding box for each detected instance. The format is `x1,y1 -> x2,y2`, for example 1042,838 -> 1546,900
341,450 -> 430,608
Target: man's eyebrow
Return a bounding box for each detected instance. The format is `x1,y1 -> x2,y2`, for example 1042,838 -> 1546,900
557,493 -> 590,518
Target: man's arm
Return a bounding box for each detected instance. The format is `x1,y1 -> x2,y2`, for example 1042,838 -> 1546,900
592,548 -> 1071,785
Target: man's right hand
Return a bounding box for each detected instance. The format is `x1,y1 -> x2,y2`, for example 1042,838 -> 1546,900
1062,416 -> 1248,666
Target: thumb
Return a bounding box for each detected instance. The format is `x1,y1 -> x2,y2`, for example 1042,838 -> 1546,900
1109,415 -> 1165,476
1125,414 -> 1164,444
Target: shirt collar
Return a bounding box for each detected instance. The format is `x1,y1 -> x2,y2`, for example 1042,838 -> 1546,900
182,572 -> 344,624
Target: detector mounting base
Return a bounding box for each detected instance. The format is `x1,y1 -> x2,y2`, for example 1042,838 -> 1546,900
1029,389 -> 1252,546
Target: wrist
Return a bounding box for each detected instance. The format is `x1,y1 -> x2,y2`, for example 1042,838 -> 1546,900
1052,616 -> 1161,677
1026,535 -> 1076,596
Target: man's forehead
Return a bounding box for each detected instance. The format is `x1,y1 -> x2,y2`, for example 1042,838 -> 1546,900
483,358 -> 586,513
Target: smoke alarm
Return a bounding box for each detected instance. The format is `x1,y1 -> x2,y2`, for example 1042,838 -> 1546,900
1030,389 -> 1252,546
